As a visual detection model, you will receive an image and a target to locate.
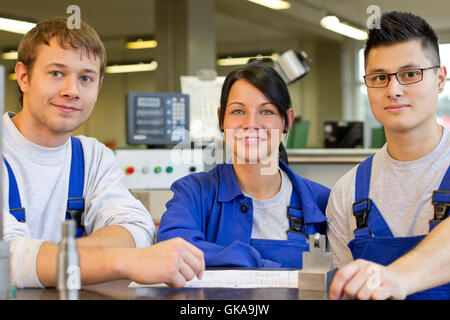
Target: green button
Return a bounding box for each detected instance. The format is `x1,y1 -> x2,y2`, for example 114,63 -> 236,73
154,166 -> 162,173
166,166 -> 173,173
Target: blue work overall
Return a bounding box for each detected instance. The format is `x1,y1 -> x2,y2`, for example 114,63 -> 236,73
249,201 -> 326,268
348,154 -> 450,300
4,136 -> 86,238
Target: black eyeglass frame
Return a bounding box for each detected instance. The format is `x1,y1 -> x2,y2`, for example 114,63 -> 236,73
363,66 -> 441,88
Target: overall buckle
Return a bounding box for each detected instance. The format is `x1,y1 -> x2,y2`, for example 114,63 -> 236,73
66,209 -> 85,233
352,198 -> 370,233
10,207 -> 26,223
286,206 -> 304,234
430,190 -> 450,223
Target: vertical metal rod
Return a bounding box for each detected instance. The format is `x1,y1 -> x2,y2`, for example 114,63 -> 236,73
57,220 -> 80,300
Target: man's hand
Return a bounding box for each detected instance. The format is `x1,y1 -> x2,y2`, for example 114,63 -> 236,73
329,259 -> 409,300
120,237 -> 205,288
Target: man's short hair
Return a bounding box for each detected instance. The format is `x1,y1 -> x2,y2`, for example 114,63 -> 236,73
17,17 -> 107,104
364,11 -> 440,68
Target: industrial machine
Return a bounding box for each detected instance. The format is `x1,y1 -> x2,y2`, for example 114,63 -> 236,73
123,91 -> 204,188
120,91 -> 206,222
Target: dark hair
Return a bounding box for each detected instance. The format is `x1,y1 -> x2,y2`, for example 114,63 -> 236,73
364,11 -> 440,68
219,62 -> 291,165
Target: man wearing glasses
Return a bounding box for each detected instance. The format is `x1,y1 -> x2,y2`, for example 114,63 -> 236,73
326,11 -> 450,300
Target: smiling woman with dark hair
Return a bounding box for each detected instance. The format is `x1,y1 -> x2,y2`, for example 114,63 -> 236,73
157,62 -> 330,268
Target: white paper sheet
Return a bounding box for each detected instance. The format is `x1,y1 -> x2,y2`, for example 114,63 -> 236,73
180,76 -> 225,144
129,270 -> 299,289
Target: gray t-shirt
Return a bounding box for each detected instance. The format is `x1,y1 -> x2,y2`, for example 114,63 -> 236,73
2,112 -> 155,288
326,127 -> 450,267
246,169 -> 293,240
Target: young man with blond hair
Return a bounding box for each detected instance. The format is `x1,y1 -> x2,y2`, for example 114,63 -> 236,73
3,17 -> 204,288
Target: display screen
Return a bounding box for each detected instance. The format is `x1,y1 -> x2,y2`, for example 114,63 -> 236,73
137,97 -> 161,108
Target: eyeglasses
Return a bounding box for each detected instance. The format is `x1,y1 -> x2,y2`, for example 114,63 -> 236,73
363,66 -> 440,88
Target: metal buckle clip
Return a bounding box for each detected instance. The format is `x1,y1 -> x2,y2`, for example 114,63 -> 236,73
66,209 -> 84,231
352,198 -> 370,232
431,190 -> 450,222
286,206 -> 304,234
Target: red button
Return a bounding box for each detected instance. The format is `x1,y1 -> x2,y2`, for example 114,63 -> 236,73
125,166 -> 135,175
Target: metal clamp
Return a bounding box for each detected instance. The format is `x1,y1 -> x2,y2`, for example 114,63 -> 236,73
302,233 -> 333,271
298,233 -> 336,298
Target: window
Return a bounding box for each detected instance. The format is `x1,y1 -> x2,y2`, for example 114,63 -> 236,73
356,44 -> 450,145
357,49 -> 379,148
437,44 -> 450,127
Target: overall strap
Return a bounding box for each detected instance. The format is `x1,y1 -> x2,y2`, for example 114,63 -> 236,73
4,138 -> 85,237
353,154 -> 393,238
65,137 -> 85,238
429,166 -> 450,231
4,157 -> 26,222
438,166 -> 450,191
354,155 -> 373,203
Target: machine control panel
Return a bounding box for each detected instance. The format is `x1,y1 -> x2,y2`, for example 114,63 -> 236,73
115,149 -> 204,189
127,92 -> 189,146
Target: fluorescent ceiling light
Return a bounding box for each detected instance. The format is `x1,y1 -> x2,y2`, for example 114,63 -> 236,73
105,61 -> 158,74
1,51 -> 18,60
126,39 -> 158,49
217,57 -> 252,66
320,15 -> 367,41
0,17 -> 35,34
247,0 -> 291,10
217,54 -> 278,67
